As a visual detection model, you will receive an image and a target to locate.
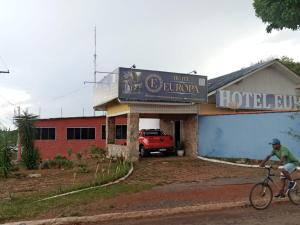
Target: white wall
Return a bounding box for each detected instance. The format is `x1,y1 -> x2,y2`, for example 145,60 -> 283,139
139,118 -> 160,130
225,65 -> 299,95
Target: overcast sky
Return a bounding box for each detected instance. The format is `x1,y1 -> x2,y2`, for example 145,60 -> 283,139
0,0 -> 300,128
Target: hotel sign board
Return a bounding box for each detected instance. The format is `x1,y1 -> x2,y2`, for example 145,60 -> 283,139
216,90 -> 300,110
118,67 -> 207,103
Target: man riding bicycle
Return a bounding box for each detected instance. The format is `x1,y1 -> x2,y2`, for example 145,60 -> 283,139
260,138 -> 299,198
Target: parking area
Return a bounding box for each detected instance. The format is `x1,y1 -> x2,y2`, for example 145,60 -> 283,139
128,156 -> 264,185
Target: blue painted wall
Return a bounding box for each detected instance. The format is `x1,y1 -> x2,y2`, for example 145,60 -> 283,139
198,112 -> 300,160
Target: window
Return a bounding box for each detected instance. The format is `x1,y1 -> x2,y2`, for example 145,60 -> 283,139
116,125 -> 127,139
101,125 -> 106,139
144,130 -> 164,136
67,128 -> 95,140
35,128 -> 55,140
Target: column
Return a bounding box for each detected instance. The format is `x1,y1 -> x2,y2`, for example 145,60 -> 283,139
106,116 -> 115,145
183,115 -> 198,157
127,113 -> 140,162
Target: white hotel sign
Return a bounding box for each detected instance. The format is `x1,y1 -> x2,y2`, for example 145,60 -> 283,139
216,90 -> 300,110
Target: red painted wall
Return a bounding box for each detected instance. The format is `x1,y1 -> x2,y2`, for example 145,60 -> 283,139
25,115 -> 129,160
33,116 -> 106,160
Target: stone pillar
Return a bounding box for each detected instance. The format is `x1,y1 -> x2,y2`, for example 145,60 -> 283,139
127,113 -> 140,162
160,119 -> 173,136
182,115 -> 198,157
106,116 -> 115,145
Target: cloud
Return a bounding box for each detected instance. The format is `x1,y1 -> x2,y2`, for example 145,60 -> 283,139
203,31 -> 300,78
262,30 -> 300,45
0,86 -> 31,129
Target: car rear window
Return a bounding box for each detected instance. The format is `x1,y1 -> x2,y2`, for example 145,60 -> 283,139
144,130 -> 164,136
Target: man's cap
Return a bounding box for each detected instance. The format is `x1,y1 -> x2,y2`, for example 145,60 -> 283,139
269,138 -> 281,145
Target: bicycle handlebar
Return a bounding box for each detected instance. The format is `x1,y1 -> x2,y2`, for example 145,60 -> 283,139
263,165 -> 275,176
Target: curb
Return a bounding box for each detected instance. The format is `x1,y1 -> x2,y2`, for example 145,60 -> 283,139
38,162 -> 134,202
4,201 -> 250,225
197,156 -> 260,168
198,156 -> 300,170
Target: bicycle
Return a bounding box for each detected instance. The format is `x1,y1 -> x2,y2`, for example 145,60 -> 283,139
249,165 -> 300,210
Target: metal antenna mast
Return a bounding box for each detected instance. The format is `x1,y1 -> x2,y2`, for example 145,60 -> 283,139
93,26 -> 97,116
93,26 -> 97,86
84,26 -> 118,85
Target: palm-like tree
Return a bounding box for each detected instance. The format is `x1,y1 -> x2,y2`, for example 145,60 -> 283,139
14,112 -> 39,169
0,130 -> 13,178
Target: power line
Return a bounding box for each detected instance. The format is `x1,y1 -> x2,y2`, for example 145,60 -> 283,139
50,86 -> 89,101
0,94 -> 15,106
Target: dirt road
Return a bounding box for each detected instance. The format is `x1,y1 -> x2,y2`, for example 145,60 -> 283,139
85,203 -> 300,225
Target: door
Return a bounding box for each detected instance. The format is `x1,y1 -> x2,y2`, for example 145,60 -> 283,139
174,120 -> 181,148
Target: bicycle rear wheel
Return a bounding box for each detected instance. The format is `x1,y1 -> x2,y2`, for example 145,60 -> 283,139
249,182 -> 273,210
288,178 -> 300,205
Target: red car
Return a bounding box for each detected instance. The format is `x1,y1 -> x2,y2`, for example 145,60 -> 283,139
138,129 -> 174,157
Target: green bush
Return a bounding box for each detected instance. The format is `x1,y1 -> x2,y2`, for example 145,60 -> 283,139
41,160 -> 50,169
89,145 -> 106,160
76,152 -> 82,161
22,147 -> 40,170
10,163 -> 19,172
94,159 -> 131,186
67,148 -> 73,158
0,130 -> 13,178
49,154 -> 73,169
89,145 -> 105,155
77,163 -> 89,173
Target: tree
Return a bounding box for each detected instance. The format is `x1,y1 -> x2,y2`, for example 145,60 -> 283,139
0,130 -> 13,178
253,0 -> 300,33
0,129 -> 18,145
14,112 -> 39,169
279,56 -> 300,76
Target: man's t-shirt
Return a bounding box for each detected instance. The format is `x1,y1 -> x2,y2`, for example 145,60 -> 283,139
271,146 -> 298,165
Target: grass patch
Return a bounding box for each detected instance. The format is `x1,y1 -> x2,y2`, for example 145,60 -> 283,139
41,161 -> 132,198
0,182 -> 153,223
0,159 -> 138,223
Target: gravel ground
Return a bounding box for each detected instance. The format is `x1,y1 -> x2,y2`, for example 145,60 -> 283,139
85,203 -> 300,225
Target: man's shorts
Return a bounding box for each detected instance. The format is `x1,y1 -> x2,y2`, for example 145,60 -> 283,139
280,163 -> 297,179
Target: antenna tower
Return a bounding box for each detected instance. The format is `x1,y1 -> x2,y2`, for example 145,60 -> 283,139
93,26 -> 97,86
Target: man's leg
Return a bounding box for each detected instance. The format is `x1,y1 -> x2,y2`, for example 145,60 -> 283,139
281,169 -> 292,181
276,173 -> 287,197
282,163 -> 297,191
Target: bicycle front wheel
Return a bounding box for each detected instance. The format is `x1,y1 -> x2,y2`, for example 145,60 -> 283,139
288,178 -> 300,205
249,182 -> 273,210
